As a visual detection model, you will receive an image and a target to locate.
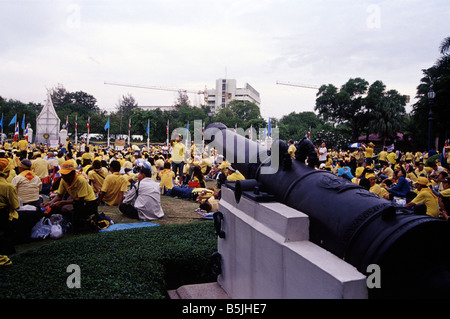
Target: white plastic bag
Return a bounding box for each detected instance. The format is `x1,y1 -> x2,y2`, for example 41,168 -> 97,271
31,218 -> 52,239
50,224 -> 63,239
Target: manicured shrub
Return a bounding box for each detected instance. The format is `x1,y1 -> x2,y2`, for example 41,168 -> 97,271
0,222 -> 217,299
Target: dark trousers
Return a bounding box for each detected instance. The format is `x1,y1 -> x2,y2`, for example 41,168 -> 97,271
69,200 -> 98,233
172,161 -> 184,180
119,203 -> 139,220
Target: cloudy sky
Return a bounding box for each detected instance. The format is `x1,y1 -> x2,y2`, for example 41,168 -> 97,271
1,0 -> 449,121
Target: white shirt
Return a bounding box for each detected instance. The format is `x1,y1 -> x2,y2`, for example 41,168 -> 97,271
123,177 -> 164,220
319,147 -> 328,161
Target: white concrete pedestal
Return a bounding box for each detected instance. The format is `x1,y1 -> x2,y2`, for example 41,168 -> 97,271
216,186 -> 368,299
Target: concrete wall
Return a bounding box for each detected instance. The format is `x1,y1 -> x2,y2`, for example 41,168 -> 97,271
217,186 -> 368,299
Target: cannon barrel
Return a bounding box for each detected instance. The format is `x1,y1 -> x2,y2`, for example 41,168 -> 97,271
205,122 -> 450,298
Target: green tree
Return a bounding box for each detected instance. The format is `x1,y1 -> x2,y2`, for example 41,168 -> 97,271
315,78 -> 369,141
411,37 -> 450,150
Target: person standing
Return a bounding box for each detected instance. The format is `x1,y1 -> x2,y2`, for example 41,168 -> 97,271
171,134 -> 186,184
318,142 -> 328,165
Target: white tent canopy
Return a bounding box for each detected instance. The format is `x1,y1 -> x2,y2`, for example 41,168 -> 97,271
35,92 -> 61,146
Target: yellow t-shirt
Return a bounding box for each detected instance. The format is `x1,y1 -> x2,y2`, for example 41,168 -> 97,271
100,172 -> 128,206
365,147 -> 374,158
57,174 -> 96,202
411,189 -> 440,218
32,158 -> 50,177
18,139 -> 28,151
172,142 -> 186,162
227,171 -> 245,182
0,176 -> 20,221
378,151 -> 388,162
288,144 -> 296,159
87,168 -> 108,193
159,169 -> 175,190
369,184 -> 388,198
387,152 -> 397,165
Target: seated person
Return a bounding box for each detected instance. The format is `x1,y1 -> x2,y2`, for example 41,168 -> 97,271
387,168 -> 410,198
405,177 -> 440,218
98,160 -> 128,206
87,159 -> 108,194
119,167 -> 164,221
11,159 -> 43,210
158,161 -> 175,194
367,173 -> 389,199
42,160 -> 98,232
190,165 -> 206,188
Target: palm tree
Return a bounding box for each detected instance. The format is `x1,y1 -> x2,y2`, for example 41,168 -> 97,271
369,97 -> 405,147
440,36 -> 450,55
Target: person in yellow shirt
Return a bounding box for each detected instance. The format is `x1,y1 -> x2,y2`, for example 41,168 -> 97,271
98,160 -> 128,206
378,148 -> 388,166
171,134 -> 186,182
159,161 -> 176,194
43,160 -> 98,232
87,160 -> 108,194
17,137 -> 28,152
0,158 -> 20,266
226,166 -> 245,182
387,151 -> 397,165
367,173 -> 389,199
406,177 -> 440,218
288,140 -> 296,159
362,142 -> 374,164
32,153 -> 50,178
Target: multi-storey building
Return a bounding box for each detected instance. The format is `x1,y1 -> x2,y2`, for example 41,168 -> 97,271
206,79 -> 261,114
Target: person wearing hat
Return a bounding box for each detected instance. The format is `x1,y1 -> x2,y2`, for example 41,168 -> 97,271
43,160 -> 98,232
0,158 -> 20,266
405,177 -> 440,218
367,173 -> 389,199
11,159 -> 42,210
226,165 -> 245,182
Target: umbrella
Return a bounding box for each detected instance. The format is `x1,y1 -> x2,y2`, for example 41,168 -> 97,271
348,143 -> 361,149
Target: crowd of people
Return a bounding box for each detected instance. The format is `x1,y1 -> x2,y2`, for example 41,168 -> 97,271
294,141 -> 450,220
0,135 -> 244,265
2,133 -> 450,266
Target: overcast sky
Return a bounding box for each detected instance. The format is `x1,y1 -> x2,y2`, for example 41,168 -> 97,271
1,0 -> 449,121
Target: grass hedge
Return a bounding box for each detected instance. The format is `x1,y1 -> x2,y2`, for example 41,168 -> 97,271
0,221 -> 218,299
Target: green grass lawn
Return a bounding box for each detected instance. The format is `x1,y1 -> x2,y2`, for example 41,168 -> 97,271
0,182 -> 219,299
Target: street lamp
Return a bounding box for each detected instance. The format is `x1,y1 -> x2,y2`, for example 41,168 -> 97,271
427,87 -> 436,151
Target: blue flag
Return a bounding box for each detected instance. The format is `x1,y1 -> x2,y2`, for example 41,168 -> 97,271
21,114 -> 25,130
0,114 -> 3,129
185,121 -> 189,137
104,118 -> 110,131
8,114 -> 17,126
146,119 -> 150,135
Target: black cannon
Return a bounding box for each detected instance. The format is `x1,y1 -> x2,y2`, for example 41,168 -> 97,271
204,122 -> 450,299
